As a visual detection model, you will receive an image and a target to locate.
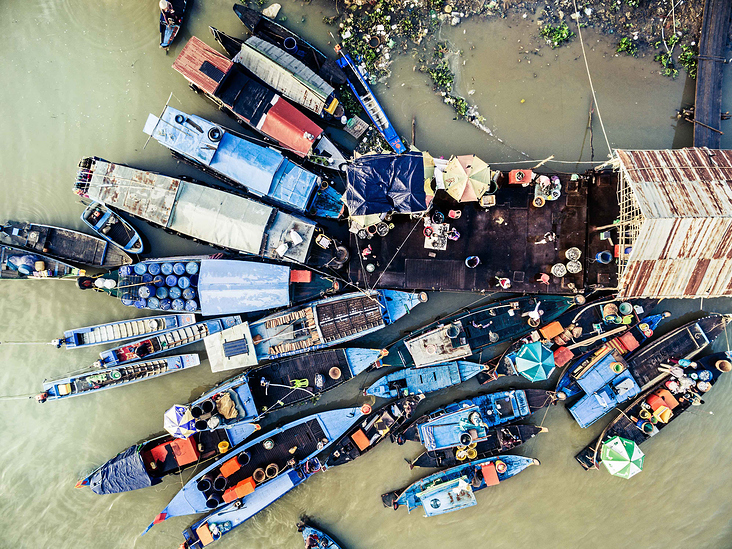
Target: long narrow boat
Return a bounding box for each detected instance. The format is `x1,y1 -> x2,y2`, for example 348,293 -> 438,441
575,351 -> 732,470
381,455 -> 539,515
56,314 -> 196,349
233,4 -> 347,86
159,0 -> 187,49
0,220 -> 132,269
80,201 -> 143,254
323,396 -> 424,468
204,290 -> 427,371
365,361 -> 485,399
147,407 -> 364,527
409,424 -> 546,469
396,389 -> 554,451
172,37 -> 346,167
98,316 -> 241,367
564,314 -> 729,429
35,354 -> 200,403
181,348 -> 385,430
76,421 -> 260,494
75,157 -> 346,267
84,255 -> 338,316
333,45 -> 406,154
298,521 -> 345,549
0,244 -> 84,279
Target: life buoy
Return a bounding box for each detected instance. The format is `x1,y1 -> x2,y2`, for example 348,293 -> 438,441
361,404 -> 372,415
208,127 -> 223,142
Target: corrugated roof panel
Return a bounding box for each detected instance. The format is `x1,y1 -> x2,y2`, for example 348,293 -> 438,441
173,36 -> 233,95
259,97 -> 322,158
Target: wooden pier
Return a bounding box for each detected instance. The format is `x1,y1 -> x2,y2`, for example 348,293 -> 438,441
692,0 -> 732,147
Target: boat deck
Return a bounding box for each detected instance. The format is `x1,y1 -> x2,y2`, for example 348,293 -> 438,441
346,171 -> 618,293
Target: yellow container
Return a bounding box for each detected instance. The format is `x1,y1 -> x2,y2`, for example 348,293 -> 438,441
218,441 -> 230,454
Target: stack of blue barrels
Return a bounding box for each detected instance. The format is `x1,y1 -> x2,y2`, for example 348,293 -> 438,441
119,261 -> 200,312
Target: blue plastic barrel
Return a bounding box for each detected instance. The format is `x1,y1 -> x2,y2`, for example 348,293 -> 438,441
119,266 -> 133,277
596,251 -> 613,264
166,274 -> 178,287
161,262 -> 174,275
142,273 -> 153,283
134,298 -> 147,309
172,298 -> 185,310
156,286 -> 169,299
185,299 -> 198,311
121,295 -> 134,306
138,285 -> 154,299
153,275 -> 166,287
134,263 -> 147,275
159,298 -> 172,311
147,297 -> 160,309
169,286 -> 182,299
186,261 -> 199,275
178,276 -> 191,289
182,287 -> 196,300
173,262 -> 186,275
147,263 -> 161,275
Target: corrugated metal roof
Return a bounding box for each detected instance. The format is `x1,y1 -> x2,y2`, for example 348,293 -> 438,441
173,36 -> 233,95
259,96 -> 322,158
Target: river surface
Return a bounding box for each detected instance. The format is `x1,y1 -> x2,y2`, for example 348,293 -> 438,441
1,1 -> 732,548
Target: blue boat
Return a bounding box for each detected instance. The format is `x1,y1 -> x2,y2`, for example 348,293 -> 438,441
398,389 -> 554,451
365,361 -> 484,399
298,522 -> 344,549
80,201 -> 144,254
98,316 -> 241,367
334,45 -> 406,154
381,455 -> 539,516
36,354 -> 200,403
143,106 -> 344,219
182,348 -> 384,430
146,407 -> 364,529
56,314 -> 196,349
77,421 -> 259,495
204,290 -> 427,371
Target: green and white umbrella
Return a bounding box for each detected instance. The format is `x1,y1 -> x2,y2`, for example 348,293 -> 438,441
601,436 -> 645,479
515,341 -> 555,382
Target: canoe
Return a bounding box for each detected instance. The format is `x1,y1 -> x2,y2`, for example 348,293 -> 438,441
0,244 -> 84,279
147,407 -> 364,527
77,421 -> 259,494
159,0 -> 187,49
182,348 -> 384,431
204,290 -> 427,371
80,201 -> 144,254
323,395 -> 424,468
381,455 -> 539,516
57,313 -> 196,349
232,5 -> 347,86
298,522 -> 344,549
97,316 -> 241,367
365,361 -> 485,400
36,354 -> 200,403
575,351 -> 732,470
409,424 -> 546,469
0,219 -> 132,269
396,389 -> 555,451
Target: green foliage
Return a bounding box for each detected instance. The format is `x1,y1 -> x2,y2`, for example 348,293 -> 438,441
428,62 -> 454,92
434,41 -> 449,58
617,37 -> 638,56
654,51 -> 678,78
678,44 -> 697,79
626,0 -> 639,7
540,22 -> 575,48
453,96 -> 468,117
667,34 -> 680,47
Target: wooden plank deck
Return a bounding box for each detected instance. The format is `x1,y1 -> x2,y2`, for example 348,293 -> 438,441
693,0 -> 732,148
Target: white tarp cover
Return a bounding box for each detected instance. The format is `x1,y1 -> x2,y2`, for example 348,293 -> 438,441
197,260 -> 291,317
168,182 -> 272,255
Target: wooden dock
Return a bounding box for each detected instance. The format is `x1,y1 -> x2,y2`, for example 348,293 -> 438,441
693,0 -> 732,148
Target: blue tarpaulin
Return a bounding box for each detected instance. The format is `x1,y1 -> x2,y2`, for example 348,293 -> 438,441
88,446 -> 154,495
345,152 -> 428,216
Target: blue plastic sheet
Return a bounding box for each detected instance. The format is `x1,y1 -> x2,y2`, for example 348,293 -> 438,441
88,446 -> 154,495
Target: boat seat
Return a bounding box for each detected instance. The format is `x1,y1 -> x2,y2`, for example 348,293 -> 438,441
480,462 -> 500,487
350,429 -> 371,451
171,437 -> 199,467
539,321 -> 564,340
195,523 -> 215,547
219,457 -> 242,478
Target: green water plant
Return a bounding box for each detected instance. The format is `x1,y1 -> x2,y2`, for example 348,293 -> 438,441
654,51 -> 678,78
678,44 -> 697,79
428,62 -> 454,92
540,22 -> 575,49
617,37 -> 638,56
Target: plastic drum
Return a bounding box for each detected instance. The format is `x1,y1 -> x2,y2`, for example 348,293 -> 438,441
173,262 -> 186,275
159,298 -> 172,311
147,263 -> 161,275
166,275 -> 178,287
551,263 -> 568,277
138,285 -> 154,299
172,298 -> 185,310
119,266 -> 133,277
185,299 -> 198,311
156,286 -> 169,299
178,276 -> 191,289
134,263 -> 147,275
186,261 -> 199,275
567,260 -> 583,273
161,262 -> 174,275
153,275 -> 166,287
121,295 -> 135,306
134,298 -> 147,309
169,286 -> 182,299
141,273 -> 153,283
147,297 -> 160,309
182,287 -> 196,300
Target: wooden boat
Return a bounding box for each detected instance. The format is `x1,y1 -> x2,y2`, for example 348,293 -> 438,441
365,361 -> 485,400
172,37 -> 348,168
204,290 -> 427,371
409,424 -> 546,469
233,5 -> 347,86
80,201 -> 144,254
575,351 -> 732,470
564,314 -> 729,429
396,389 -> 555,451
183,348 -> 385,430
35,354 -> 200,403
0,244 -> 84,279
159,0 -> 187,49
57,314 -> 196,349
323,396 -> 424,468
298,521 -> 345,549
381,455 -> 539,516
76,157 -> 348,267
147,407 -> 364,528
76,421 -> 259,494
333,45 -> 406,154
84,255 -> 339,316
0,220 -> 132,269
98,316 -> 241,367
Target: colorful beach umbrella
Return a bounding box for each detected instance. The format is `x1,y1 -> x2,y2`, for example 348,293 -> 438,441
600,436 -> 645,479
163,404 -> 195,439
515,341 -> 555,382
442,155 -> 494,202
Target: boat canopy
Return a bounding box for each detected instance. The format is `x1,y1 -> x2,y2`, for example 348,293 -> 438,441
88,446 -> 153,495
416,477 -> 477,516
345,152 -> 432,218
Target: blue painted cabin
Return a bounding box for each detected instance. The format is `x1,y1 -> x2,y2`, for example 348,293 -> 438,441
366,361 -> 484,399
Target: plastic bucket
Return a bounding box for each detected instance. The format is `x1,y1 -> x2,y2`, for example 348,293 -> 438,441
205,493 -> 222,509
237,452 -> 251,466
618,302 -> 633,315
595,251 -> 613,264
201,399 -> 216,414
465,256 -> 481,269
195,419 -> 208,431
253,468 -> 266,484
283,36 -> 297,51
191,404 -> 204,418
197,475 -> 213,492
265,463 -> 280,479
213,475 -> 227,491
